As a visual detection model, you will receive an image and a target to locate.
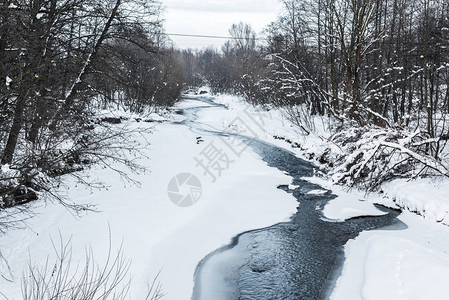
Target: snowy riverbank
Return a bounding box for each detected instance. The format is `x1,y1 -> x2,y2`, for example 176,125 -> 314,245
206,93 -> 449,299
0,97 -> 298,300
1,93 -> 448,299
209,93 -> 449,226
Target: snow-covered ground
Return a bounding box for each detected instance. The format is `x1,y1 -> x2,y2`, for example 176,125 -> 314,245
1,92 -> 448,299
382,177 -> 449,226
196,93 -> 449,300
0,99 -> 297,299
331,212 -> 449,300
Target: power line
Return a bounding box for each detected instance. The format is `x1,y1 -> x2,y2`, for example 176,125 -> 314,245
164,32 -> 267,41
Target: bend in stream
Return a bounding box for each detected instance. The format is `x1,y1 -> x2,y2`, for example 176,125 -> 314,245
175,96 -> 403,300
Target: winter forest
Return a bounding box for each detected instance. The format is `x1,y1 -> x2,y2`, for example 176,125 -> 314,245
181,0 -> 449,189
1,0 -> 449,299
1,0 -> 183,208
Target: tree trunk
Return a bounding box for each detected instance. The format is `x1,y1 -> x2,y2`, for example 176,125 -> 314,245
49,0 -> 122,130
2,90 -> 29,164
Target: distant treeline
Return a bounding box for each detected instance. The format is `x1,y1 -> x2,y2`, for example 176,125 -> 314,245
178,0 -> 449,186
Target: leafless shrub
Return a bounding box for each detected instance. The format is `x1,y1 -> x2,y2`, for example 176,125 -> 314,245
21,234 -> 164,300
143,271 -> 165,300
1,119 -> 152,213
280,104 -> 315,135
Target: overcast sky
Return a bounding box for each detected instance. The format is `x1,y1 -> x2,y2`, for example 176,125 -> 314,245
162,0 -> 283,50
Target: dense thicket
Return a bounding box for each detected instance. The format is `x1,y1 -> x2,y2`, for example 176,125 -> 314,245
0,0 -> 184,208
261,0 -> 449,129
181,0 -> 449,188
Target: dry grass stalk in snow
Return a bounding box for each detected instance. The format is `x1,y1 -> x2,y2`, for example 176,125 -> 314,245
21,235 -> 164,300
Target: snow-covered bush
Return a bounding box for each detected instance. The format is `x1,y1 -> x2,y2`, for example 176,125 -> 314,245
330,126 -> 449,191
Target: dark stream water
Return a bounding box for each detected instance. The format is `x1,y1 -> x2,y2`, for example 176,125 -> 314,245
176,96 -> 402,300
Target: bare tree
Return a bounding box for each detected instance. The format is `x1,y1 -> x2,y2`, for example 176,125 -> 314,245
0,0 -> 183,210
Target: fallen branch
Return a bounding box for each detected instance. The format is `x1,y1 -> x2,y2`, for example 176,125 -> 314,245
380,141 -> 449,176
